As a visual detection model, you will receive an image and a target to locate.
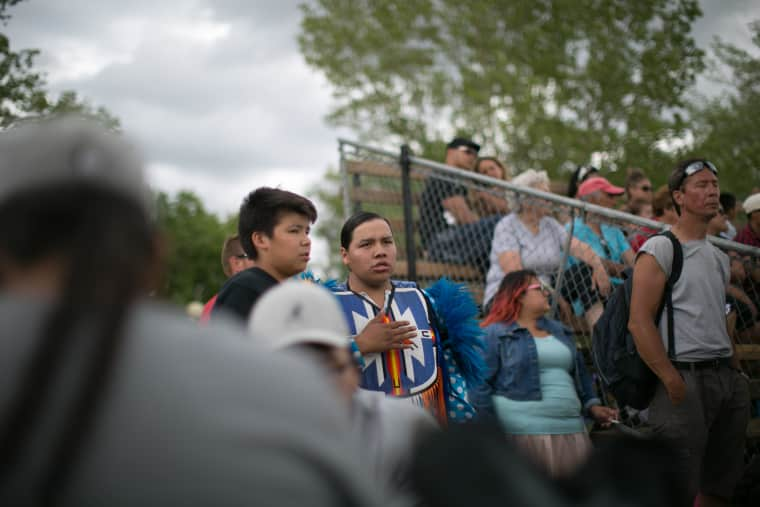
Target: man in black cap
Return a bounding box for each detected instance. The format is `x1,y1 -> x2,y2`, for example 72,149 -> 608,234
419,137 -> 501,273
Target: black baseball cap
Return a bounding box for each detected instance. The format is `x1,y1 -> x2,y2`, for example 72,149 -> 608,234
446,137 -> 480,152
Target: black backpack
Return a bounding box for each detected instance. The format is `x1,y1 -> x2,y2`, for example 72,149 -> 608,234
591,231 -> 683,410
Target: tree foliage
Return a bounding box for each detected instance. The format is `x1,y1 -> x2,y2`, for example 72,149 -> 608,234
299,0 -> 705,179
684,20 -> 760,196
155,191 -> 236,305
0,1 -> 118,128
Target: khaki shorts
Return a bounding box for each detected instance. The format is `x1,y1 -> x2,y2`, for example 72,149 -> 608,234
648,364 -> 750,502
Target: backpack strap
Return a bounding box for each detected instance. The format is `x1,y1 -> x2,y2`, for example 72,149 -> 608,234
658,230 -> 683,360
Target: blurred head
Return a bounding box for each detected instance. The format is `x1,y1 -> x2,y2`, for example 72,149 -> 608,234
509,169 -> 550,213
625,168 -> 652,204
445,137 -> 480,171
475,157 -> 510,180
719,193 -> 737,220
627,199 -> 654,220
707,206 -> 729,236
652,185 -> 678,225
668,159 -> 720,218
221,234 -> 255,278
248,280 -> 358,404
482,270 -> 550,326
238,187 -> 316,280
340,212 -> 396,289
567,165 -> 599,197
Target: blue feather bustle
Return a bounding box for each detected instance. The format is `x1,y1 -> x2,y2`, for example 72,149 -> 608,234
423,277 -> 486,388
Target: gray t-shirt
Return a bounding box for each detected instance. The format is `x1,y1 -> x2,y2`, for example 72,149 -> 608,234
484,213 -> 568,305
0,297 -> 385,506
637,235 -> 732,361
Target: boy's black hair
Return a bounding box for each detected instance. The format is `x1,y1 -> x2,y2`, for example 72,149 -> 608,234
0,183 -> 156,502
238,187 -> 317,260
340,211 -> 392,250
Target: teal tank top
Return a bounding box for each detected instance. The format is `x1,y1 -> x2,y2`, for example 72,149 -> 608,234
493,335 -> 585,435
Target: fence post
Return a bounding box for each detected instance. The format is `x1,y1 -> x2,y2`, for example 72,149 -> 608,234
552,206 -> 577,318
400,144 -> 417,281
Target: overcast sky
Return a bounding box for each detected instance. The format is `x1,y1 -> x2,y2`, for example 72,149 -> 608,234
4,0 -> 759,270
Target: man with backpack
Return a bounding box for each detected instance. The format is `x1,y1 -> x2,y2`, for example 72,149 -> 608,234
628,159 -> 750,507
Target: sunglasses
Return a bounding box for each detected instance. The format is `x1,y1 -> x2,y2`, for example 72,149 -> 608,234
234,254 -> 249,259
456,146 -> 478,156
526,281 -> 552,294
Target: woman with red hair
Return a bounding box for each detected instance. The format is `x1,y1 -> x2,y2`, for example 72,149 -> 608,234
471,269 -> 618,477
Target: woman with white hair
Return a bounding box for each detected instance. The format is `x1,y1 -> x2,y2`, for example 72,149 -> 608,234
483,170 -> 611,329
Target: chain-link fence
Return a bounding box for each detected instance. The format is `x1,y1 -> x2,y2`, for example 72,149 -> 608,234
339,138 -> 760,455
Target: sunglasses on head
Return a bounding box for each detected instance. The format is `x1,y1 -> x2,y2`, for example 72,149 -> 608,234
675,160 -> 718,189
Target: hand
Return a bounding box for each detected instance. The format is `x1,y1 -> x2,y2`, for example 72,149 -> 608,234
589,405 -> 619,428
354,312 -> 418,354
592,264 -> 612,297
663,370 -> 687,405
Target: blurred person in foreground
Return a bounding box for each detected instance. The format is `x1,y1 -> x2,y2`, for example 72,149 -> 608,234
249,280 -> 437,494
199,234 -> 255,323
471,270 -> 617,478
483,169 -> 612,329
0,117 -> 384,506
629,159 -> 750,506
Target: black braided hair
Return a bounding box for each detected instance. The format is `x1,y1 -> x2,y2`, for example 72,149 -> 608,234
0,183 -> 156,504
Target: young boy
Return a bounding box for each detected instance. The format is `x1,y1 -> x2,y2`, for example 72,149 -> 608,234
211,187 -> 317,321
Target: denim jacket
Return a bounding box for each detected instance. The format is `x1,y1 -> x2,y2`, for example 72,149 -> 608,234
470,317 -> 601,419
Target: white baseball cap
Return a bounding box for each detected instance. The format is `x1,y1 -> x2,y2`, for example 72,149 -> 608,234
248,280 -> 350,350
743,193 -> 760,216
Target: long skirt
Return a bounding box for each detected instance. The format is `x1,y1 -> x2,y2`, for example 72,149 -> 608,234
507,431 -> 592,478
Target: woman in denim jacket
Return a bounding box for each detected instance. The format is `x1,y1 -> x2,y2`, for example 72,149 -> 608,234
471,269 -> 618,477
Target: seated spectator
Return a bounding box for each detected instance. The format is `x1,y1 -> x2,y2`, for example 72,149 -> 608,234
483,170 -> 611,328
249,280 -> 438,493
567,165 -> 599,198
719,192 -> 738,240
470,156 -> 510,216
0,117 -> 383,506
629,185 -> 675,253
623,168 -> 653,207
200,234 -> 255,322
736,193 -> 760,247
419,137 -> 502,273
566,177 -> 634,316
472,270 -> 617,477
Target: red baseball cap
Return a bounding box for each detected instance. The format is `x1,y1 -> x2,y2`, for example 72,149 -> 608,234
577,176 -> 625,197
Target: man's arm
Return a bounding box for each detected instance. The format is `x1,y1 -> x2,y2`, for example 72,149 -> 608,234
627,253 -> 686,404
441,195 -> 479,224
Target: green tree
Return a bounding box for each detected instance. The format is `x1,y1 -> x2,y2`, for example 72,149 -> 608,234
684,20 -> 760,196
155,191 -> 236,305
299,0 -> 704,179
0,1 -> 118,127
